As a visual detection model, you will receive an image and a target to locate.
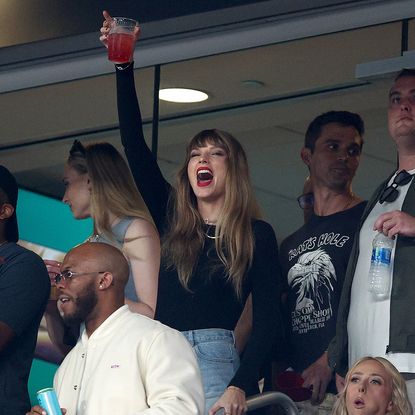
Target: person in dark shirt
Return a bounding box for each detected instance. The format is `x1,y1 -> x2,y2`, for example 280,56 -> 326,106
0,165 -> 50,414
100,11 -> 283,415
278,111 -> 366,414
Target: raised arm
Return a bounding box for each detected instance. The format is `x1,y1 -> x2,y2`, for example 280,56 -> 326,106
100,11 -> 171,232
115,65 -> 171,231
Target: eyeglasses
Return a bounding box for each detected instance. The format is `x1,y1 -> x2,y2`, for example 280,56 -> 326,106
55,270 -> 106,284
297,192 -> 314,210
379,170 -> 413,204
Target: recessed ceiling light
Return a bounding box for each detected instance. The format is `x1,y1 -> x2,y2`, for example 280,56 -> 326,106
159,88 -> 209,103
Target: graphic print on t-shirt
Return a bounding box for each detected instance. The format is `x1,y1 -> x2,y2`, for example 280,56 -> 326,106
288,248 -> 336,335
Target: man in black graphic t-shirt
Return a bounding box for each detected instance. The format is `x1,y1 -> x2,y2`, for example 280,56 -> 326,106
278,111 -> 366,414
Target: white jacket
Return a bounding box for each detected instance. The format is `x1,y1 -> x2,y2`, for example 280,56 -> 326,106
54,305 -> 204,415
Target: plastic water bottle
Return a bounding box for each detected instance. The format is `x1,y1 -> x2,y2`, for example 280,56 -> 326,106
368,232 -> 394,299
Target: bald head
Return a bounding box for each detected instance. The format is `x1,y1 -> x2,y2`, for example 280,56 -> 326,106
64,242 -> 129,290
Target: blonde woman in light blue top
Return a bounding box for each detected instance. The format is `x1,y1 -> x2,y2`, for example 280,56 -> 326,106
44,140 -> 160,355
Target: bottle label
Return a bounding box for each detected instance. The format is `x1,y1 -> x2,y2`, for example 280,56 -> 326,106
371,247 -> 391,265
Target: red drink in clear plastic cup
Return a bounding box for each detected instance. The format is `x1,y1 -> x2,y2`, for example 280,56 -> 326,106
108,32 -> 135,63
107,17 -> 137,64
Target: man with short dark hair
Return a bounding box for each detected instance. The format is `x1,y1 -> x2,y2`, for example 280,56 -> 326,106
0,165 -> 50,414
27,242 -> 204,415
330,68 -> 415,407
278,111 -> 366,414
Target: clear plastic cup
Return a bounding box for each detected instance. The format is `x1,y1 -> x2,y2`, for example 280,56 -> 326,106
107,17 -> 137,64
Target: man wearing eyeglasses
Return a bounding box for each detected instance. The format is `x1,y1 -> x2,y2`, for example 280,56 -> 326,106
277,111 -> 366,414
0,165 -> 50,415
27,242 -> 203,415
330,69 -> 415,406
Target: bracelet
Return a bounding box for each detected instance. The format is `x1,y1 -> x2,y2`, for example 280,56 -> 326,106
115,62 -> 133,71
227,386 -> 245,395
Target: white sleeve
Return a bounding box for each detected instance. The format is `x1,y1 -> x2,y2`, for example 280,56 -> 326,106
136,329 -> 204,415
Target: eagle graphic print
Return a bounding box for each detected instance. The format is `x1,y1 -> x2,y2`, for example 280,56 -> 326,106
288,248 -> 336,334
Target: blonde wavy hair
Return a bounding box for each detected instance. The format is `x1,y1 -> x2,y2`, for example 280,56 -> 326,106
162,129 -> 262,299
67,140 -> 155,239
332,356 -> 412,415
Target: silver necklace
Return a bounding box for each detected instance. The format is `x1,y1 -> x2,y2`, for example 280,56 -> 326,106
87,234 -> 101,242
204,224 -> 219,240
205,232 -> 219,240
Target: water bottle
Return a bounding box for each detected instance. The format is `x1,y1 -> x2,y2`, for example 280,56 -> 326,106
368,232 -> 394,299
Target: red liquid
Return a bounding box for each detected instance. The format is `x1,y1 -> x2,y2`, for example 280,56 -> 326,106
108,33 -> 135,64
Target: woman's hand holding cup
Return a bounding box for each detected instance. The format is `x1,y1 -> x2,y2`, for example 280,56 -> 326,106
99,10 -> 141,63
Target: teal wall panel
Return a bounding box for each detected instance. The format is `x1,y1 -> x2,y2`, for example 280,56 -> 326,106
17,189 -> 92,252
28,359 -> 59,405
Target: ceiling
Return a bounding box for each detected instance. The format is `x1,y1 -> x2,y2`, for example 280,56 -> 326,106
1,0 -> 415,243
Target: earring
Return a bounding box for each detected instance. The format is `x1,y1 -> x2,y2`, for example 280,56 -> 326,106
99,284 -> 103,289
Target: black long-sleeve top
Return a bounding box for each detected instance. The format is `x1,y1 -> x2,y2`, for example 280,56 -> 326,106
116,64 -> 283,393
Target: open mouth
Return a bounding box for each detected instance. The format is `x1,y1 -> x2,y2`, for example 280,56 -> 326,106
58,295 -> 71,305
197,168 -> 213,187
354,397 -> 365,408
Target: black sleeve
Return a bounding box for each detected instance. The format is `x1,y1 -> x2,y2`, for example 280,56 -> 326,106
0,252 -> 50,336
116,64 -> 172,233
229,221 -> 285,393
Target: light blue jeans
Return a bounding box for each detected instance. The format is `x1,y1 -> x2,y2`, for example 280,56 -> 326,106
182,328 -> 240,415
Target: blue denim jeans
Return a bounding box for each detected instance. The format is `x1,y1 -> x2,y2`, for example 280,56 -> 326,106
182,328 -> 240,415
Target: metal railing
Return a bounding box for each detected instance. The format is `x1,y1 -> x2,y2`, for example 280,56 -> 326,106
216,391 -> 299,415
247,391 -> 299,414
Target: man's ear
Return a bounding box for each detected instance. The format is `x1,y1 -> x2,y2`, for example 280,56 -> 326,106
98,271 -> 114,290
0,203 -> 14,221
301,147 -> 312,167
